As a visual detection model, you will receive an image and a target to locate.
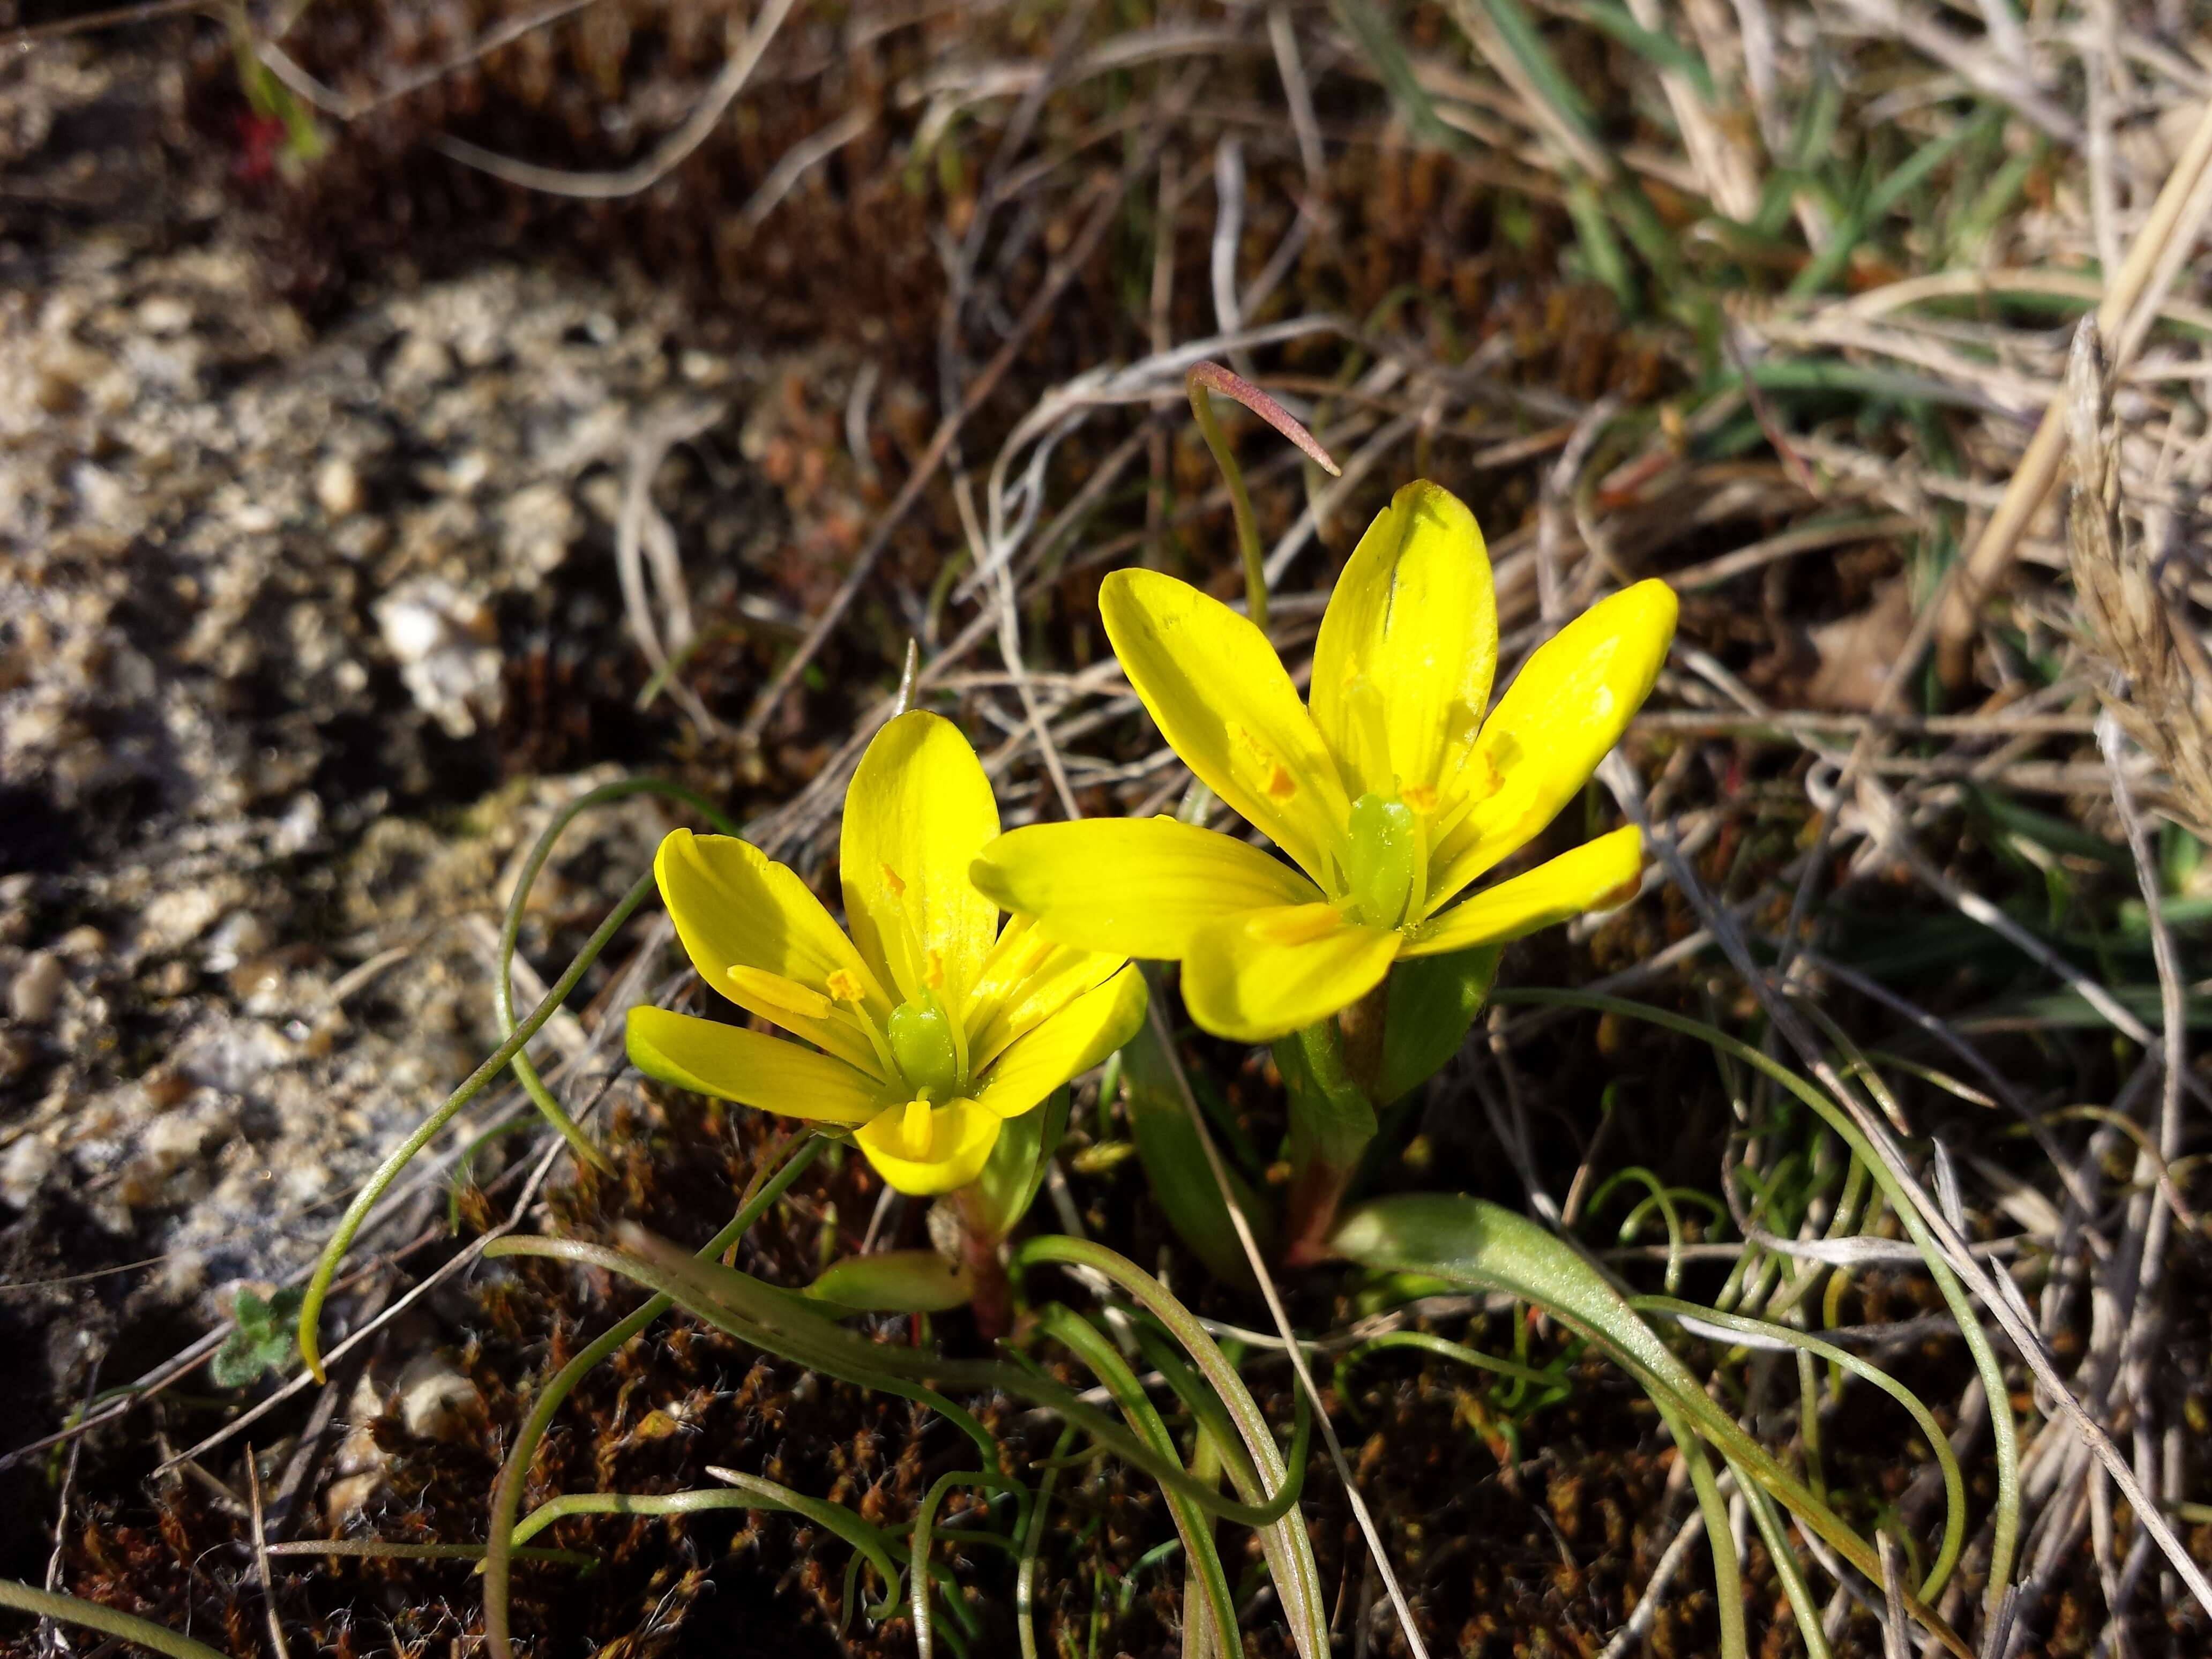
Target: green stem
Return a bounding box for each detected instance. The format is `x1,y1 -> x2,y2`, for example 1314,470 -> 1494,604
1018,1426 -> 1079,1659
493,778 -> 739,1172
1186,377 -> 1268,630
1497,989 -> 2019,1624
1659,1402 -> 1747,1659
298,866 -> 657,1380
481,1135 -> 826,1659
0,1580 -> 231,1659
1036,1307 -> 1240,1658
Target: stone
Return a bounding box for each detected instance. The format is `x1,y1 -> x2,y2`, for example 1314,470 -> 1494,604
8,951 -> 63,1023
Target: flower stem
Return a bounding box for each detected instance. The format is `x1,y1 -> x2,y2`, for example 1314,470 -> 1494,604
1275,1004 -> 1385,1266
951,1186 -> 1014,1339
1185,372 -> 1269,631
1184,361 -> 1340,631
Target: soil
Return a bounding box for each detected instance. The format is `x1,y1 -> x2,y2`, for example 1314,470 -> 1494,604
5,6 -> 2193,1658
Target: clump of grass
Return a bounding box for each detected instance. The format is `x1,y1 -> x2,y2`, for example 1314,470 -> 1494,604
9,1 -> 2212,1657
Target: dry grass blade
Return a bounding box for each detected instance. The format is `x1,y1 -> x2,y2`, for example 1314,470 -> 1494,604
1937,94 -> 2212,671
2060,321 -> 2212,836
425,0 -> 801,197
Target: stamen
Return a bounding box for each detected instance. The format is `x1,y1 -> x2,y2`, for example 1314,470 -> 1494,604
830,972 -> 901,1081
726,965 -> 832,1023
900,1097 -> 935,1158
871,859 -> 933,1000
1229,722 -> 1299,804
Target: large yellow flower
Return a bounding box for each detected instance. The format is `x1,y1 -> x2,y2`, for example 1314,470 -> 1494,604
627,712 -> 1147,1195
971,481 -> 1676,1044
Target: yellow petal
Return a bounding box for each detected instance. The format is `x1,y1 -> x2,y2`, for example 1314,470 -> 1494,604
964,917 -> 1125,1073
1310,481 -> 1497,804
841,711 -> 1002,1009
1404,827 -> 1645,958
625,1006 -> 882,1125
1101,569 -> 1350,886
854,1097 -> 1002,1196
1179,904 -> 1401,1043
973,965 -> 1148,1119
970,817 -> 1323,960
1426,579 -> 1676,908
655,829 -> 885,1071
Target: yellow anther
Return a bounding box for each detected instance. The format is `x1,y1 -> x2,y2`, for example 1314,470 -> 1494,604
826,968 -> 867,1004
924,949 -> 945,990
1264,764 -> 1298,802
880,862 -> 907,897
900,1097 -> 934,1157
1401,782 -> 1438,813
726,965 -> 832,1023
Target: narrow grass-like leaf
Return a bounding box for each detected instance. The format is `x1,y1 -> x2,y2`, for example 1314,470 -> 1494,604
1329,1193 -> 1971,1656
299,868 -> 653,1380
1495,987 -> 2021,1622
1036,1306 -> 1239,1658
1014,1235 -> 1331,1659
481,1134 -> 827,1659
1638,1297 -> 1967,1601
0,1580 -> 233,1659
511,1484 -> 904,1613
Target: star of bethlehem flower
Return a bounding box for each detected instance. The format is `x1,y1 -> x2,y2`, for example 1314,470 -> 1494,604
626,712 -> 1147,1196
971,480 -> 1677,1044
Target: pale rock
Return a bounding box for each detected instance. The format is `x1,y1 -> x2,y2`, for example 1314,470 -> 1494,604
394,1352 -> 481,1441
373,577 -> 504,739
314,456 -> 363,519
1,1135 -> 57,1209
8,951 -> 64,1023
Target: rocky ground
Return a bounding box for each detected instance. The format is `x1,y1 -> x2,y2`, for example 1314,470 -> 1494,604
0,32 -> 824,1492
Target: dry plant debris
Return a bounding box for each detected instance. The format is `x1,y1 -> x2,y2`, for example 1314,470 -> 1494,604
3,0 -> 2212,1655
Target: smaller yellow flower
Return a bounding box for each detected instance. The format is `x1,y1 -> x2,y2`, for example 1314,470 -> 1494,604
627,712 -> 1146,1195
972,481 -> 1676,1044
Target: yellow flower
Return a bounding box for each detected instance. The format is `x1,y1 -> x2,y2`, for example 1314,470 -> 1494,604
626,712 -> 1147,1195
971,481 -> 1676,1044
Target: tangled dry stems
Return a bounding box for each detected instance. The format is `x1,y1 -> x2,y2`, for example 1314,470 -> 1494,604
9,0 -> 2212,1654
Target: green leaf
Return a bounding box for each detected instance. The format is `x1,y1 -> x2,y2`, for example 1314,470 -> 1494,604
963,1087 -> 1070,1245
804,1250 -> 976,1313
1330,1185 -> 1972,1655
1275,1022 -> 1377,1176
1570,1 -> 1713,94
1377,944 -> 1500,1105
1333,0 -> 1468,154
1123,972 -> 1272,1289
213,1287 -> 305,1388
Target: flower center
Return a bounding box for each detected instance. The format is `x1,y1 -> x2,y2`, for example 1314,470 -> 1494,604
1345,792 -> 1418,928
887,990 -> 963,1102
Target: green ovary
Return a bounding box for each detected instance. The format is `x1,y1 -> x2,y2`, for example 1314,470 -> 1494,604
1346,793 -> 1418,928
887,992 -> 962,1101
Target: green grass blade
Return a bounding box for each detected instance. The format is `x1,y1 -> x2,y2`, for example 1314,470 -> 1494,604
1493,988 -> 2020,1621
0,1580 -> 234,1659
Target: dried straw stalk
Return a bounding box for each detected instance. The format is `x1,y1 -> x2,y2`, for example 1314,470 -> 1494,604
2062,317 -> 2212,839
